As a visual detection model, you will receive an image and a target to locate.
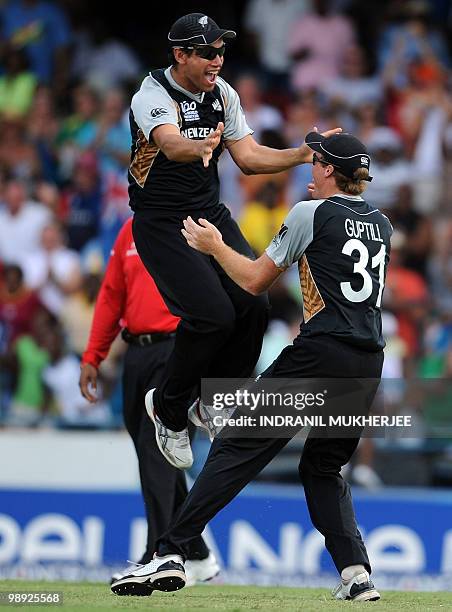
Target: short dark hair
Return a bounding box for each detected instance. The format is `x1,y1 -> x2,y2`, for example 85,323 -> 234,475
168,46 -> 193,67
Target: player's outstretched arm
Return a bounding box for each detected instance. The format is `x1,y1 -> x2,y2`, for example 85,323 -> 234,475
153,122 -> 224,167
181,216 -> 282,295
226,126 -> 342,175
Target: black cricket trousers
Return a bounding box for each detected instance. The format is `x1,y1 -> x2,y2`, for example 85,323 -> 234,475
132,203 -> 269,431
122,338 -> 209,563
156,335 -> 384,574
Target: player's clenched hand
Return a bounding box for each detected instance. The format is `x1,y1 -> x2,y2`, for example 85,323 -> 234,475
181,216 -> 223,255
199,122 -> 224,168
79,363 -> 98,403
298,126 -> 342,164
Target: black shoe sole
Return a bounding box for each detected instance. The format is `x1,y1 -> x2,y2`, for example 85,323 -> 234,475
352,592 -> 381,602
111,582 -> 154,596
111,567 -> 186,595
152,575 -> 186,592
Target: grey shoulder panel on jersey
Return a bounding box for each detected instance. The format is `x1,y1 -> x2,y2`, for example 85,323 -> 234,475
266,199 -> 325,268
131,74 -> 179,141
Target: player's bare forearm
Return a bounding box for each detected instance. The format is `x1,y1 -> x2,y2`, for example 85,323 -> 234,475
212,242 -> 264,294
157,133 -> 204,162
153,122 -> 224,166
227,127 -> 342,175
227,137 -> 304,174
239,143 -> 306,175
182,217 -> 282,295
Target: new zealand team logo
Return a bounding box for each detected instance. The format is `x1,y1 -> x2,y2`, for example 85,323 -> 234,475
150,107 -> 168,118
272,223 -> 288,247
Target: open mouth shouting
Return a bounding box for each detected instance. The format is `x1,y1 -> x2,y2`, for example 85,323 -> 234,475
205,70 -> 219,86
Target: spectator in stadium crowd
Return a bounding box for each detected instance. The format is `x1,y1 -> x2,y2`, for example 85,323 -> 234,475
387,184 -> 433,279
32,180 -> 59,216
60,151 -> 102,252
288,0 -> 356,92
0,44 -> 37,120
43,321 -> 111,428
60,272 -> 102,359
234,73 -> 284,140
353,102 -> 382,145
0,263 -> 44,352
284,92 -> 327,202
363,127 -> 412,211
77,88 -> 131,175
71,22 -> 142,93
219,74 -> 283,215
26,86 -> 61,184
239,131 -> 291,256
239,174 -> 290,256
0,118 -> 41,182
76,88 -> 132,260
428,220 -> 452,317
2,307 -> 52,427
56,84 -> 100,181
243,0 -> 309,91
0,0 -> 72,100
0,177 -> 52,264
377,0 -> 450,89
80,218 -> 218,589
20,220 -> 82,316
321,44 -> 383,112
384,231 -> 429,362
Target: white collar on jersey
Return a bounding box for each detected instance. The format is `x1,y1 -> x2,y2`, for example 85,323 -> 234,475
164,66 -> 206,104
332,193 -> 364,201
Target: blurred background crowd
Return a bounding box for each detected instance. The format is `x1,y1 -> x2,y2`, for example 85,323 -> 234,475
0,0 -> 452,488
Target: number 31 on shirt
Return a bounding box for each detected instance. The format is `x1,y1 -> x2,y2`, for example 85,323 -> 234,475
340,239 -> 386,308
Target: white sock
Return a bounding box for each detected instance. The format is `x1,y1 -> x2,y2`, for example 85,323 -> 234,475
341,564 -> 366,581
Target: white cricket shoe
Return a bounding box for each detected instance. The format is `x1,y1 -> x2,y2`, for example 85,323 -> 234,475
145,389 -> 193,469
111,554 -> 186,594
351,464 -> 383,490
185,553 -> 220,586
110,561 -> 154,596
332,570 -> 380,602
111,561 -> 143,583
188,398 -> 235,442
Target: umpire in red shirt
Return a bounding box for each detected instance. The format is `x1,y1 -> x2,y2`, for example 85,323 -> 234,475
79,218 -> 216,593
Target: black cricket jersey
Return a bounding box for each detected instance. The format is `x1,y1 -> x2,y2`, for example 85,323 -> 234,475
266,194 -> 393,351
128,67 -> 252,212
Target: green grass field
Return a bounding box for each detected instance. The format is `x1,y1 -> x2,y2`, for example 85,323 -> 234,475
1,581 -> 451,612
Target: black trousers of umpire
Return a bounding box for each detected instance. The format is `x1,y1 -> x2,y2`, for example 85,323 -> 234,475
132,204 -> 269,431
157,335 -> 384,574
122,338 -> 209,563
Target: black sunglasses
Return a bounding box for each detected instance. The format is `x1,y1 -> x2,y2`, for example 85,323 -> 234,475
313,152 -> 333,167
184,44 -> 226,61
